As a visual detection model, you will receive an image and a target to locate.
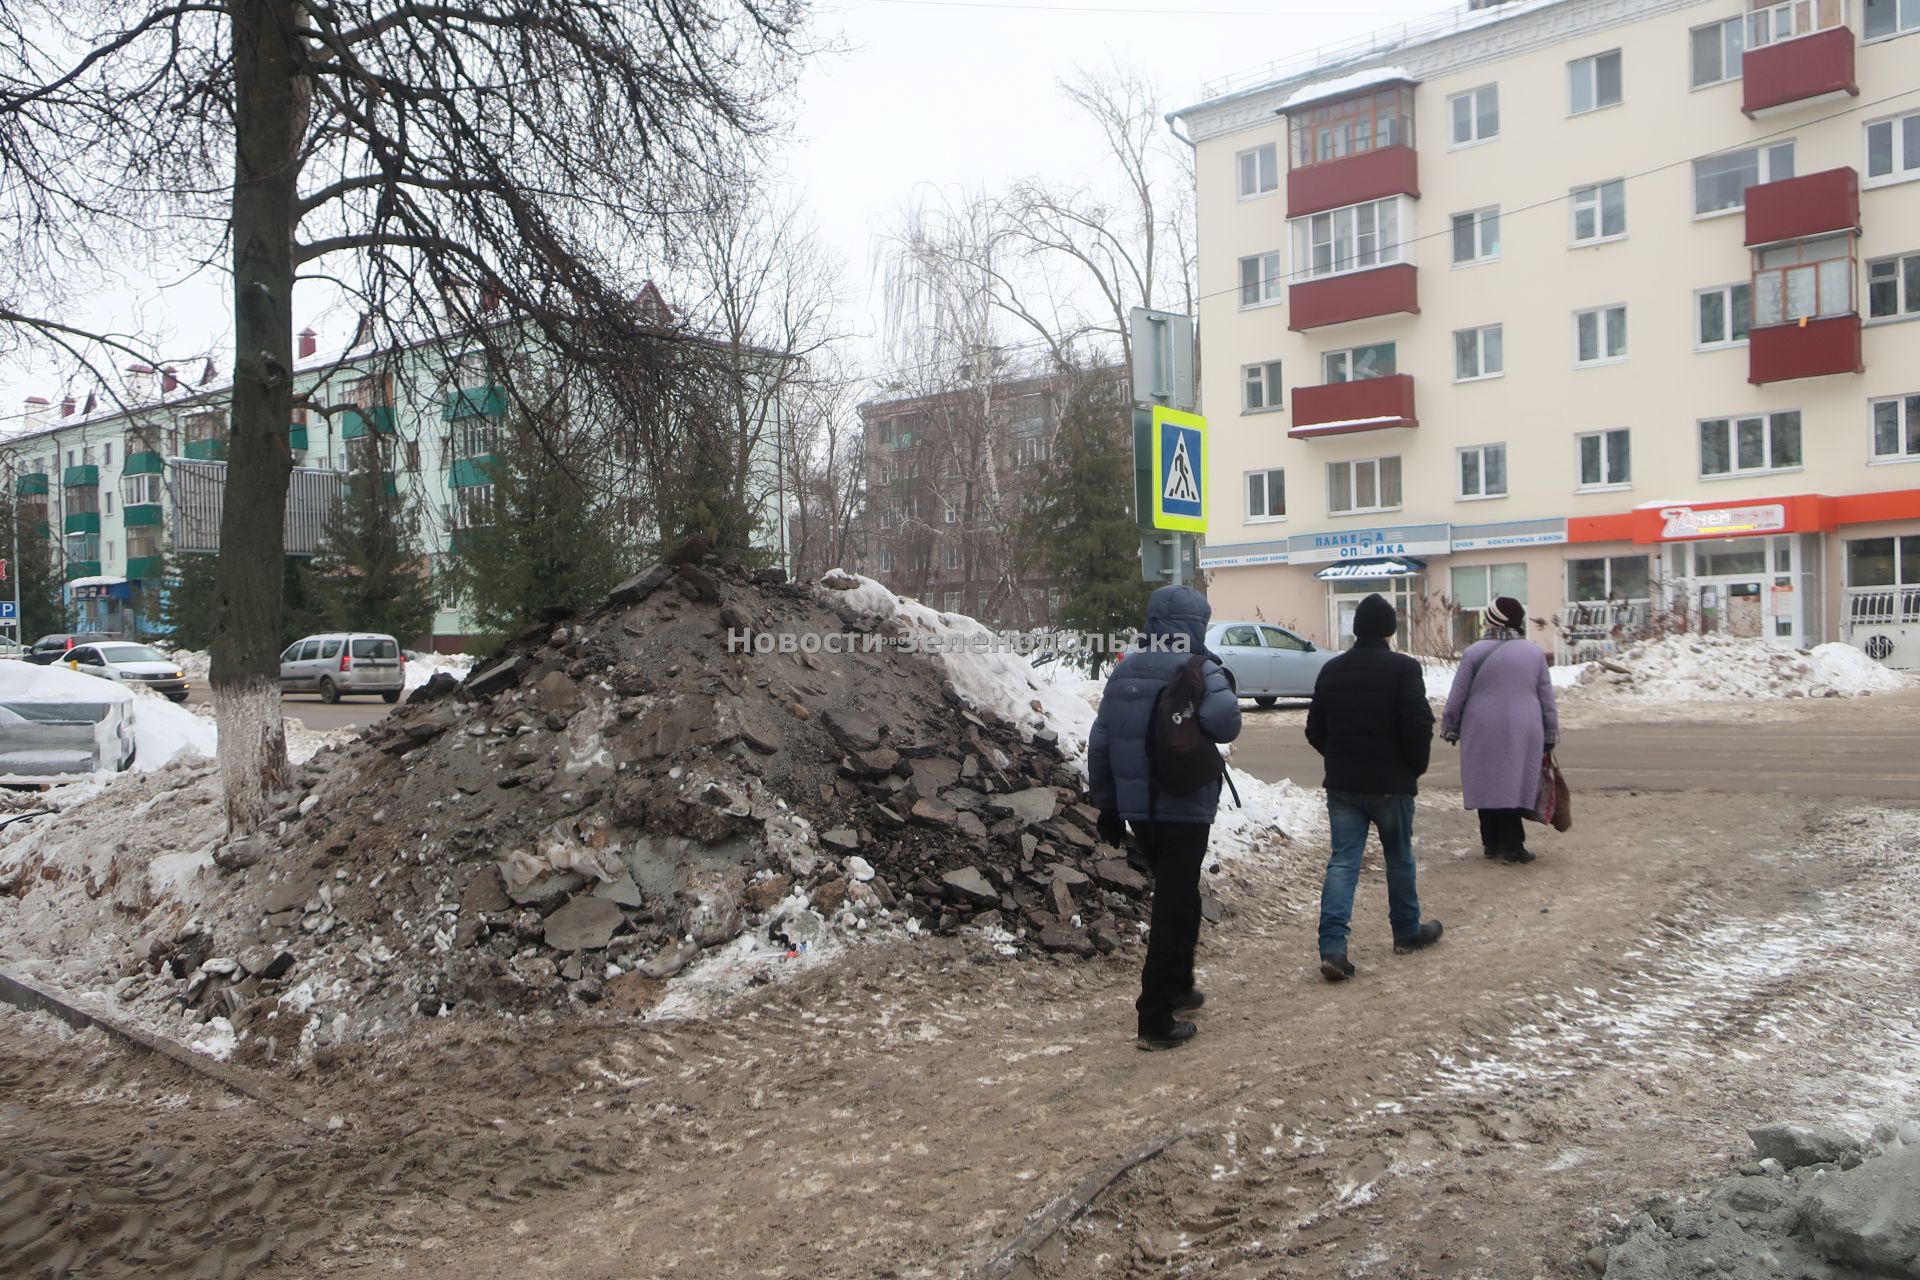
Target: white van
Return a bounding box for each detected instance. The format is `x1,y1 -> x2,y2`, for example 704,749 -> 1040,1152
279,633 -> 406,703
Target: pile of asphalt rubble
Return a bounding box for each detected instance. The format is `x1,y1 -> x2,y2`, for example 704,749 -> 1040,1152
131,547 -> 1159,1061
1594,1119 -> 1920,1279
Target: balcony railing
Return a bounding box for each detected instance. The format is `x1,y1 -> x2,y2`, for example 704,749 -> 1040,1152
1288,144 -> 1420,220
1748,313 -> 1863,383
441,386 -> 506,421
1847,587 -> 1920,626
127,555 -> 166,582
64,511 -> 101,535
124,503 -> 164,529
1745,168 -> 1859,248
449,455 -> 496,489
64,560 -> 102,581
1289,373 -> 1418,438
289,423 -> 310,452
183,438 -> 227,461
122,451 -> 165,476
342,404 -> 398,438
62,464 -> 99,488
1288,263 -> 1419,331
1743,10 -> 1855,117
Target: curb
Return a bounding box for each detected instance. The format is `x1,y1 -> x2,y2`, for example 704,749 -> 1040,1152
0,963 -> 325,1132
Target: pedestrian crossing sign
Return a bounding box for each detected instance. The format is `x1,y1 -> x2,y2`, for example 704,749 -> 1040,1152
1151,406 -> 1206,534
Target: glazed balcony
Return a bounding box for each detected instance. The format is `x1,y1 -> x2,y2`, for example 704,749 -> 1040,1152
16,473 -> 48,496
1748,313 -> 1862,384
1288,373 -> 1418,439
1743,23 -> 1855,118
342,405 -> 398,438
1287,145 -> 1420,220
1745,167 -> 1859,248
64,511 -> 101,535
1288,264 -> 1419,332
122,451 -> 165,476
62,464 -> 98,488
183,438 -> 227,462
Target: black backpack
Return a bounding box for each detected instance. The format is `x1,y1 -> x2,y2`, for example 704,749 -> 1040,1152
1148,655 -> 1226,795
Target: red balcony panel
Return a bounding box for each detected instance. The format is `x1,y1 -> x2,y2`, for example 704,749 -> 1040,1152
1747,314 -> 1863,384
1287,145 -> 1420,220
1742,27 -> 1856,117
1745,167 -> 1859,247
1288,264 -> 1418,332
1289,373 -> 1418,439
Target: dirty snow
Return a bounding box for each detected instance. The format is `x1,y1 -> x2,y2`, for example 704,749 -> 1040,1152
1569,636 -> 1912,703
405,651 -> 473,690
129,694 -> 218,770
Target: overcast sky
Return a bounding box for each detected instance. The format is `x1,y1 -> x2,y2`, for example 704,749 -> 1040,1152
1,0 -> 1464,416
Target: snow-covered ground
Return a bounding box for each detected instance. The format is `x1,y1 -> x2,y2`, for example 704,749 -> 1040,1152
1568,635 -> 1912,703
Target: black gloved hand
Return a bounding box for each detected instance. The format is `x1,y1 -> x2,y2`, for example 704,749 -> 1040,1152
1096,809 -> 1127,845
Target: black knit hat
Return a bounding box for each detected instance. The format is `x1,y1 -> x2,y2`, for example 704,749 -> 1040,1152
1483,596 -> 1525,631
1353,593 -> 1397,640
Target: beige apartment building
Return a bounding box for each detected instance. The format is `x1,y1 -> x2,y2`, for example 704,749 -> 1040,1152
1171,0 -> 1920,667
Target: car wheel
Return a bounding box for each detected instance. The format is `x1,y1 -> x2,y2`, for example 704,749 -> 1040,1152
166,692 -> 189,704
318,677 -> 341,704
1254,695 -> 1278,708
382,690 -> 401,704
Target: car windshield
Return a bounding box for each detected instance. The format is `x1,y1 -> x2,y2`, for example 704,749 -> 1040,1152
351,638 -> 398,659
97,644 -> 170,664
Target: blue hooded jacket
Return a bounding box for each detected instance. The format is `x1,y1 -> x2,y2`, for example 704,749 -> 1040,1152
1086,585 -> 1243,824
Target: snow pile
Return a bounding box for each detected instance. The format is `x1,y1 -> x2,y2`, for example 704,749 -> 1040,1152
128,694 -> 218,771
405,651 -> 473,691
0,658 -> 133,703
1570,636 -> 1913,703
167,648 -> 211,682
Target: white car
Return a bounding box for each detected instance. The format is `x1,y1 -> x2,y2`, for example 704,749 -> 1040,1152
1205,621 -> 1337,705
56,641 -> 191,702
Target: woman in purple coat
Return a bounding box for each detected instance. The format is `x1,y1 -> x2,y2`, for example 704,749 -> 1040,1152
1440,596 -> 1560,864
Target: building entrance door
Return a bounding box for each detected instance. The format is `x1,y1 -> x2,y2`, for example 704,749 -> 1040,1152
1326,577 -> 1420,651
1698,579 -> 1764,637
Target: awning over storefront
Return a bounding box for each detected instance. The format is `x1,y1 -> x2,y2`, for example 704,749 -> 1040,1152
1315,557 -> 1426,581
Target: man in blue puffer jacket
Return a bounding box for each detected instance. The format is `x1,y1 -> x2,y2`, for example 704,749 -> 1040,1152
1088,584 -> 1242,1050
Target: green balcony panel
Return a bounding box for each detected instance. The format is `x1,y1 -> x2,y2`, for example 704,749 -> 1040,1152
62,464 -> 99,488
341,405 -> 398,438
124,503 -> 164,529
183,438 -> 227,461
64,560 -> 102,581
288,423 -> 310,451
15,473 -> 49,496
64,511 -> 101,535
449,455 -> 496,489
123,451 -> 165,476
441,385 -> 507,421
449,527 -> 490,556
127,555 -> 165,581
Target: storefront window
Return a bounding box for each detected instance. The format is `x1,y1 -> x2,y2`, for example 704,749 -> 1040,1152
1700,548 -> 1767,577
1567,555 -> 1649,601
1451,563 -> 1527,647
1846,536 -> 1920,587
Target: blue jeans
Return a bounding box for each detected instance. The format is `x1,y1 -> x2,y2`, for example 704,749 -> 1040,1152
1319,790 -> 1422,955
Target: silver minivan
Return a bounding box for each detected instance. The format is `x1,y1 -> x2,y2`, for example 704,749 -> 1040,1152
279,632 -> 407,703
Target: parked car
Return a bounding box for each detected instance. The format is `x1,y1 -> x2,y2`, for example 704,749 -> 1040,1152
279,632 -> 406,703
1205,621 -> 1337,705
54,641 -> 191,702
22,632 -> 124,665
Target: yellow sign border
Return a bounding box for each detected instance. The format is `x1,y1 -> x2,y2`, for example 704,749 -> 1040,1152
1150,405 -> 1207,534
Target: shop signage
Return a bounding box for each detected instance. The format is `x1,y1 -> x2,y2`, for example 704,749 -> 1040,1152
1659,503 -> 1787,540
1451,519 -> 1568,552
1198,550 -> 1289,569
1291,523 -> 1450,565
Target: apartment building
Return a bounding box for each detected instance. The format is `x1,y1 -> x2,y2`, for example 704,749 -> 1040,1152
1171,0 -> 1920,667
860,366 -> 1125,627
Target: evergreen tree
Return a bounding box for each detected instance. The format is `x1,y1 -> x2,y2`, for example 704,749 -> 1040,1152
3,496 -> 67,642
442,423 -> 634,647
301,469 -> 435,646
160,554 -> 220,649
1020,371 -> 1152,676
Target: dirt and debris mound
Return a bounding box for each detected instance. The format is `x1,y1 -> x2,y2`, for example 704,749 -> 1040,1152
1567,635 -> 1910,703
102,554 -> 1221,1057
1596,1119 -> 1920,1279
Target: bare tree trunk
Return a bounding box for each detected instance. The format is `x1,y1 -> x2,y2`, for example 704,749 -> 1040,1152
211,0 -> 302,831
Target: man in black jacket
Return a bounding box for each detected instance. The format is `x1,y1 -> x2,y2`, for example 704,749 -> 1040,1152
1304,593 -> 1443,982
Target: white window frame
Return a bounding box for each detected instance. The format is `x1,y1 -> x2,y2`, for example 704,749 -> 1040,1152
1568,49 -> 1623,116
1573,305 -> 1629,367
1748,0 -> 1848,49
1698,410 -> 1803,479
1865,0 -> 1920,41
1865,110 -> 1920,187
1245,467 -> 1287,522
1239,251 -> 1284,306
1454,324 -> 1505,382
1689,16 -> 1745,89
1327,456 -> 1403,516
120,473 -> 164,506
1242,360 -> 1284,413
1237,142 -> 1279,198
1451,206 -> 1501,266
1576,428 -> 1632,492
1753,235 -> 1854,327
1867,251 -> 1920,321
1457,443 -> 1509,501
941,543 -> 961,571
1447,84 -> 1499,148
1869,394 -> 1920,464
1693,142 -> 1795,216
1695,283 -> 1753,349
1321,342 -> 1396,383
1569,179 -> 1626,245
1288,196 -> 1411,282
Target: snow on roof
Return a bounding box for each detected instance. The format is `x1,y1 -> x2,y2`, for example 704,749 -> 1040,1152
64,575 -> 128,589
0,658 -> 133,703
1280,66 -> 1415,112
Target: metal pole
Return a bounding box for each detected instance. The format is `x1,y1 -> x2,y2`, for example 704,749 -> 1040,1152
1170,534 -> 1183,588
10,502 -> 19,645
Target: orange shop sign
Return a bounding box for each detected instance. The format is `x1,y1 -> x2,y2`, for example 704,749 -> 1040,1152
1627,495 -> 1831,544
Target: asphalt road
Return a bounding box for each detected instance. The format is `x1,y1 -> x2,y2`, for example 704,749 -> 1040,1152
183,687 -> 394,733
1228,701 -> 1920,802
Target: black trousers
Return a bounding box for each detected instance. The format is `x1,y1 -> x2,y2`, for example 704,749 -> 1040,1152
1477,807 -> 1529,853
1132,820 -> 1210,1035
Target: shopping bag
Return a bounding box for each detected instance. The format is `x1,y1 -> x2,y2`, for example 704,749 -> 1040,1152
1529,750 -> 1572,832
